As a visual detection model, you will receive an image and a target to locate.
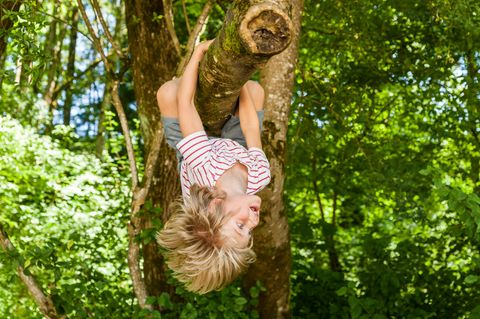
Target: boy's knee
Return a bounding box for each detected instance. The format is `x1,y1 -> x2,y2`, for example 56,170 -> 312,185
157,79 -> 179,116
245,81 -> 265,111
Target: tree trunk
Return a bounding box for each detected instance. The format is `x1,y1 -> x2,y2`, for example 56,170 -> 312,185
196,0 -> 293,135
242,0 -> 304,317
63,7 -> 79,126
0,0 -> 22,60
124,0 -> 181,297
125,0 -> 299,305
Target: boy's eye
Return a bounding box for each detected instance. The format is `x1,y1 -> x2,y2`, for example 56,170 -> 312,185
237,223 -> 244,230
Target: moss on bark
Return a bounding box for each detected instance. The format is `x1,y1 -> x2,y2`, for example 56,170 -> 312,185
196,0 -> 293,136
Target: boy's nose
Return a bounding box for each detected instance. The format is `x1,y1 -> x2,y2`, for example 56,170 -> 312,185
249,210 -> 259,226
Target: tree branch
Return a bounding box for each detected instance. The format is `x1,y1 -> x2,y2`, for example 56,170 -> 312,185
111,79 -> 139,190
78,0 -> 154,307
0,224 -> 64,319
181,0 -> 191,34
162,0 -> 181,56
126,129 -> 163,310
89,0 -> 124,58
332,191 -> 337,227
196,0 -> 293,135
176,0 -> 213,76
76,0 -> 111,71
311,156 -> 325,222
51,58 -> 103,102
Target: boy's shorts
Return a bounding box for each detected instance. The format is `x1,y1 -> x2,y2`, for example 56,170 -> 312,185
162,111 -> 265,167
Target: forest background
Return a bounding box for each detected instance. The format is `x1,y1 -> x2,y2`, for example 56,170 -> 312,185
1,0 -> 480,318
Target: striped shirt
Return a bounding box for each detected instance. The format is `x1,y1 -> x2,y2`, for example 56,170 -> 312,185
176,130 -> 271,200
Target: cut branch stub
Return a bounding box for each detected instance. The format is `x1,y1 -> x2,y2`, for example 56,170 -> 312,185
195,0 -> 293,136
239,2 -> 292,55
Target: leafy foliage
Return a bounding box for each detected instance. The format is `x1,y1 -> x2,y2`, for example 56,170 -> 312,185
288,0 -> 480,317
0,116 -> 132,317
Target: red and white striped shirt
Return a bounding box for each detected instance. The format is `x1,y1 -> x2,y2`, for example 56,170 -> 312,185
176,131 -> 271,200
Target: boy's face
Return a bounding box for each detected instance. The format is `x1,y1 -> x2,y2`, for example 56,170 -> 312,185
221,194 -> 261,247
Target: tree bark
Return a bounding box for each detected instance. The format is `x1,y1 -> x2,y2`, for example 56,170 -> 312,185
196,0 -> 293,135
242,0 -> 304,318
0,0 -> 22,60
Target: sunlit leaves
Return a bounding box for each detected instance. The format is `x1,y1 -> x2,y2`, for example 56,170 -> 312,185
0,116 -> 131,317
289,0 -> 480,317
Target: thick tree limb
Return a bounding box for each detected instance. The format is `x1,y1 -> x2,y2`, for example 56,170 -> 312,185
196,0 -> 293,135
0,224 -> 64,319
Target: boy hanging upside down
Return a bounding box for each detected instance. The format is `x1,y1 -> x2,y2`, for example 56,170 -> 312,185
155,39 -> 271,294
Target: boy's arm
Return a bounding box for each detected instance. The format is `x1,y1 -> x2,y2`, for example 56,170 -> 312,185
177,40 -> 213,137
239,85 -> 262,149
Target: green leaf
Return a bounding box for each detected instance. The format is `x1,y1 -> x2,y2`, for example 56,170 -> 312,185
470,305 -> 480,319
158,292 -> 173,310
235,297 -> 247,305
465,275 -> 479,284
336,286 -> 348,296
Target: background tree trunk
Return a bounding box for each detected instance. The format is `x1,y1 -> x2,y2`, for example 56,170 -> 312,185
242,0 -> 304,318
63,7 -> 79,126
124,0 -> 180,297
0,0 -> 22,60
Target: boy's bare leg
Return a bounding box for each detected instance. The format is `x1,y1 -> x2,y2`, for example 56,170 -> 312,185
157,78 -> 181,118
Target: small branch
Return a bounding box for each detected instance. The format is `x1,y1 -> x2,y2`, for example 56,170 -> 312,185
176,0 -> 212,76
76,0 -> 111,71
36,9 -> 94,43
162,0 -> 181,56
89,0 -> 124,58
111,79 -> 156,309
181,0 -> 191,34
111,79 -> 139,190
142,130 -> 163,193
77,1 -> 149,306
51,57 -> 103,102
332,191 -> 338,227
0,224 -> 63,319
311,157 -> 325,222
127,222 -> 152,310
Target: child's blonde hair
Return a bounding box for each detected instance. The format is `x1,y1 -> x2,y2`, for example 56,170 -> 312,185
156,184 -> 256,294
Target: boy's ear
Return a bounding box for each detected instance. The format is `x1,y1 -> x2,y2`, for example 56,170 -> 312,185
208,198 -> 223,211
